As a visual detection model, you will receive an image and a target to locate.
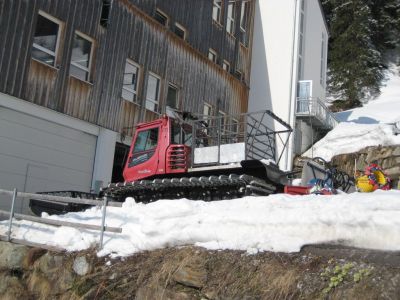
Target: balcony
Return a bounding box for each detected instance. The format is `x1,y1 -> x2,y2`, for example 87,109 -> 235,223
295,97 -> 339,130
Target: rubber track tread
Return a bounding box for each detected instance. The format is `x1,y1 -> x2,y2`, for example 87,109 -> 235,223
102,174 -> 276,203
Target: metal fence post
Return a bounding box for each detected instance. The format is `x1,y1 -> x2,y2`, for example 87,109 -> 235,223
99,195 -> 109,249
7,188 -> 17,242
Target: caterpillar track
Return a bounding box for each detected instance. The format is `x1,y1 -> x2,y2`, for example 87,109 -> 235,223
102,174 -> 277,203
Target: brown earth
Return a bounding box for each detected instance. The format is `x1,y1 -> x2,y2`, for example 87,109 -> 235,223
1,242 -> 400,300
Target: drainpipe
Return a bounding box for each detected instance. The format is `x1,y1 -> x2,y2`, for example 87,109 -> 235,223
285,0 -> 300,171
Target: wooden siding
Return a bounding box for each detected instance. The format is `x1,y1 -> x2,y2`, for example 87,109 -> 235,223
0,0 -> 255,136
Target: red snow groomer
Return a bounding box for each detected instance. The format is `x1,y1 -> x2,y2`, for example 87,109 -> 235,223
102,110 -> 293,202
30,110 -> 293,215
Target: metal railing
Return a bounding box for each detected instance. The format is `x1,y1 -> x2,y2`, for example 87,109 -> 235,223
189,110 -> 293,166
296,97 -> 339,129
0,189 -> 122,250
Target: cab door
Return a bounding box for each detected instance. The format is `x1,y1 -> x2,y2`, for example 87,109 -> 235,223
123,126 -> 160,181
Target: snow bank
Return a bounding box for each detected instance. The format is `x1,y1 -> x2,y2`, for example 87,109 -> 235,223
336,66 -> 400,124
1,191 -> 400,257
304,65 -> 400,161
302,122 -> 400,161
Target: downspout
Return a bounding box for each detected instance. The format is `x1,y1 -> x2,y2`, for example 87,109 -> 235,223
285,0 -> 300,171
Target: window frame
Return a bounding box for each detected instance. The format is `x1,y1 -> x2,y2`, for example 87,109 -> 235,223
166,83 -> 179,110
226,1 -> 235,35
122,59 -> 141,103
70,31 -> 95,82
222,60 -> 230,72
320,32 -> 326,87
174,22 -> 187,40
218,110 -> 227,133
212,0 -> 223,24
154,8 -> 169,27
208,48 -> 218,63
32,10 -> 63,68
297,1 -> 306,80
239,1 -> 250,47
145,72 -> 161,113
133,127 -> 160,153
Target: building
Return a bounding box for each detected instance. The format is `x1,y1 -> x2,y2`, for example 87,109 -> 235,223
249,0 -> 338,171
0,0 -> 255,213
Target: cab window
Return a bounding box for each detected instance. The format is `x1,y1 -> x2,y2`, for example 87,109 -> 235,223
133,127 -> 159,153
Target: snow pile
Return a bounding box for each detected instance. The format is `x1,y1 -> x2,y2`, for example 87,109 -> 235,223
336,66 -> 400,124
304,65 -> 400,161
1,191 -> 400,257
302,122 -> 400,161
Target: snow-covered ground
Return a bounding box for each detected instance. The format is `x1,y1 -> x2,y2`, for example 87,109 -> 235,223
1,190 -> 400,257
304,64 -> 400,161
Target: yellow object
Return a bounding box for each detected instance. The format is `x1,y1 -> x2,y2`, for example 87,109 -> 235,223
373,170 -> 387,186
356,175 -> 375,193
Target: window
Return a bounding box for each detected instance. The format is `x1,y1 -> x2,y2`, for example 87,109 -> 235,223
298,1 -> 305,80
133,127 -> 159,153
100,0 -> 112,27
208,48 -> 217,63
230,118 -> 239,142
70,32 -> 94,81
154,9 -> 169,26
320,33 -> 326,87
226,2 -> 235,35
240,1 -> 249,46
32,11 -> 62,67
122,60 -> 140,102
174,22 -> 187,40
235,69 -> 243,81
213,0 -> 222,24
166,84 -> 179,109
222,60 -> 230,72
145,73 -> 160,112
203,103 -> 213,124
218,110 -> 227,133
240,1 -> 249,31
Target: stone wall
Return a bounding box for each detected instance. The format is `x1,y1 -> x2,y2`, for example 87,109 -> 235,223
330,145 -> 400,188
1,242 -> 400,299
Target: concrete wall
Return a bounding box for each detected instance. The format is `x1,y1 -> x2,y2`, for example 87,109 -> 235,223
249,0 -> 328,169
249,0 -> 300,170
302,0 -> 329,101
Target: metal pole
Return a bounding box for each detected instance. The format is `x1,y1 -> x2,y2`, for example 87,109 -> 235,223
217,117 -> 221,164
99,196 -> 109,249
7,188 -> 17,242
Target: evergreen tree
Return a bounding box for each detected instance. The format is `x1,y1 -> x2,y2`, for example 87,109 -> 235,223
324,0 -> 385,109
370,0 -> 400,54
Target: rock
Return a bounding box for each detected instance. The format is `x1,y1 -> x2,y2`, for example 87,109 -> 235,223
173,264 -> 207,289
56,268 -> 76,291
23,248 -> 47,269
35,253 -> 64,273
392,147 -> 400,156
27,269 -> 52,299
135,285 -> 191,300
385,166 -> 400,177
0,241 -> 30,270
73,256 -> 90,276
0,272 -> 29,300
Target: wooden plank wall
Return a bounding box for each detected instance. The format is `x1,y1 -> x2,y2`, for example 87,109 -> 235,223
0,0 -> 255,136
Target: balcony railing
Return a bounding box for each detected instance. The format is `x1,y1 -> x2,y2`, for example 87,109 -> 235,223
296,97 -> 339,130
